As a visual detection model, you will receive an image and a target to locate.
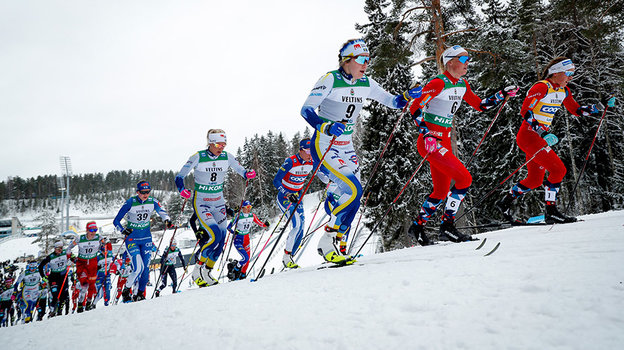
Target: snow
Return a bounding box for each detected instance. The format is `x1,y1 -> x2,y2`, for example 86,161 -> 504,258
1,209 -> 623,350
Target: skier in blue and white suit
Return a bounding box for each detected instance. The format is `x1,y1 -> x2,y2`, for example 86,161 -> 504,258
175,129 -> 256,287
300,38 -> 422,264
113,180 -> 172,302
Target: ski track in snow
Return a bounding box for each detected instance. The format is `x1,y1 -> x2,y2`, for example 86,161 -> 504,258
1,210 -> 623,350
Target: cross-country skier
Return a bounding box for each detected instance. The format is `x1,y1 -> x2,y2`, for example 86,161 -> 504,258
226,201 -> 268,279
407,45 -> 519,244
0,279 -> 15,326
114,180 -> 172,302
272,138 -> 324,268
113,255 -> 132,303
13,260 -> 40,323
38,240 -> 71,317
68,221 -> 101,312
496,57 -> 616,224
175,129 -> 255,287
301,38 -> 423,264
155,240 -> 185,296
93,238 -> 114,307
35,279 -> 49,321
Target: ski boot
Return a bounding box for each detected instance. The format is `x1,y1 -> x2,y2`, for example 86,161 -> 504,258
154,289 -> 160,298
408,221 -> 432,246
227,264 -> 241,281
192,265 -> 218,287
496,193 -> 517,223
545,204 -> 577,224
438,220 -> 473,243
76,304 -> 84,313
133,292 -> 145,302
85,300 -> 94,311
282,251 -> 300,269
320,250 -> 356,266
121,287 -> 133,303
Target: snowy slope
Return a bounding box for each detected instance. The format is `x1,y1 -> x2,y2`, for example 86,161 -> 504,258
2,210 -> 623,350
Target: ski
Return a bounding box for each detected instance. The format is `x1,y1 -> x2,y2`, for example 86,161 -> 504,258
483,242 -> 501,256
475,238 -> 487,250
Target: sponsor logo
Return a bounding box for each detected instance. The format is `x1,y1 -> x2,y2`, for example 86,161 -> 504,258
338,159 -> 346,166
350,88 -> 355,96
341,96 -> 362,103
312,86 -> 326,91
449,95 -> 461,101
354,44 -> 361,50
206,167 -> 222,172
309,93 -> 322,97
350,154 -> 358,165
220,208 -> 227,215
540,105 -> 560,114
202,197 -> 220,201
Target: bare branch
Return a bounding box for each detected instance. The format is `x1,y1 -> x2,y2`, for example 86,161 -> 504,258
410,56 -> 436,68
440,27 -> 479,39
393,6 -> 432,39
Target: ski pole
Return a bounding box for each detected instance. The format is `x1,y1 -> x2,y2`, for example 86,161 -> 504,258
564,102 -> 611,215
94,235 -> 128,304
456,145 -> 549,222
174,240 -> 200,292
347,191 -> 371,255
302,183 -> 330,239
246,202 -> 292,274
150,198 -> 187,298
353,153 -> 430,257
55,264 -> 71,313
217,179 -> 250,280
350,113 -> 406,244
466,96 -> 509,166
252,134 -> 337,281
150,223 -> 171,288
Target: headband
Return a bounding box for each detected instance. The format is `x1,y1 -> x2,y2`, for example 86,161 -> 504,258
340,39 -> 369,59
548,59 -> 575,75
208,132 -> 227,144
442,45 -> 468,65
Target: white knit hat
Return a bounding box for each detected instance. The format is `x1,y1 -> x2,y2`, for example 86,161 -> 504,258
442,45 -> 468,65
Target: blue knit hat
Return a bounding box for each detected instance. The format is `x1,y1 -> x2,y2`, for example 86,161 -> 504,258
137,181 -> 151,192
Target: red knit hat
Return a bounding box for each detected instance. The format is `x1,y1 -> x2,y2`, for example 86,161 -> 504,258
86,221 -> 98,232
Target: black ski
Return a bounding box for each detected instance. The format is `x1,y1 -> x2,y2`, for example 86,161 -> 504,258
475,238 -> 487,250
483,242 -> 501,256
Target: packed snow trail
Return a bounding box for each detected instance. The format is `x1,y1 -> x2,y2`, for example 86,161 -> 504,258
2,211 -> 623,350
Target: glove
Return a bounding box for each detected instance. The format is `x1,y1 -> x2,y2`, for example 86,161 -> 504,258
287,193 -> 299,203
41,276 -> 48,284
122,227 -> 133,236
543,133 -> 559,146
226,206 -> 235,217
502,85 -> 519,98
194,228 -> 207,240
245,169 -> 256,179
423,134 -> 439,154
11,294 -> 16,301
164,220 -> 173,229
323,121 -> 346,137
180,189 -> 191,199
577,104 -> 601,116
603,96 -> 615,108
264,221 -> 270,227
402,86 -> 422,100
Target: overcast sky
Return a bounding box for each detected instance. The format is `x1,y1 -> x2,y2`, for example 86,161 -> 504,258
0,0 -> 369,180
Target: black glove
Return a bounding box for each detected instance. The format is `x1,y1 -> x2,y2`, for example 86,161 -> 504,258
264,221 -> 270,227
195,228 -> 207,240
226,206 -> 235,217
287,193 -> 299,203
164,219 -> 173,229
122,228 -> 133,236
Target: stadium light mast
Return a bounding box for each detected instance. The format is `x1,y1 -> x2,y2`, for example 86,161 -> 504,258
59,156 -> 72,231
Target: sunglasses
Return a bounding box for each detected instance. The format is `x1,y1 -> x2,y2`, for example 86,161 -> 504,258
88,228 -> 98,232
353,56 -> 371,65
455,56 -> 471,64
564,70 -> 575,77
139,190 -> 150,195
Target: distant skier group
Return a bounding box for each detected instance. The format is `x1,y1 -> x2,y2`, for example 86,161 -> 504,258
2,38 -> 616,326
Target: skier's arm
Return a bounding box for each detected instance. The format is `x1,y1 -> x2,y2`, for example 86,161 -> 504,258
153,199 -> 170,222
409,78 -> 445,135
38,256 -> 50,279
273,157 -> 294,190
178,251 -> 186,269
113,199 -> 133,233
562,87 -> 582,116
175,153 -> 200,193
368,77 -> 421,110
521,82 -> 549,118
301,73 -> 334,134
252,213 -> 267,228
227,153 -> 248,178
464,81 -> 517,112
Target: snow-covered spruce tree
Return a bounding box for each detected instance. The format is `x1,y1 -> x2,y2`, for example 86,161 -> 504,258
356,0 -> 421,251
35,210 -> 59,255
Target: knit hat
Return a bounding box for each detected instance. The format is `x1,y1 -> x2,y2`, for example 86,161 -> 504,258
442,45 -> 468,65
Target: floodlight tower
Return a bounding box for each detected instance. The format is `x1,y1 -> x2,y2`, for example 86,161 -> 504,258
59,156 -> 72,231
